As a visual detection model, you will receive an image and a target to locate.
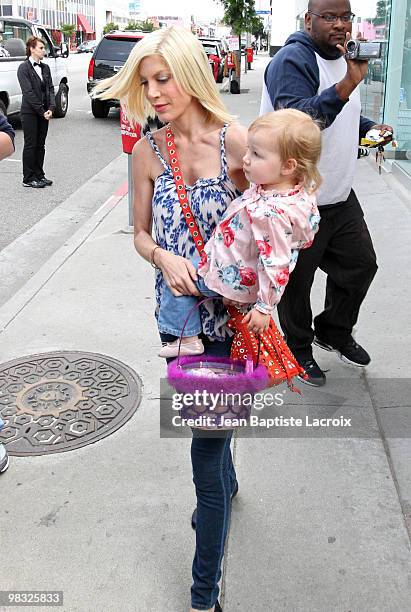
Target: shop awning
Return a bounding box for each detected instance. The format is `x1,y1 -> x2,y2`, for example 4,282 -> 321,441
77,14 -> 93,34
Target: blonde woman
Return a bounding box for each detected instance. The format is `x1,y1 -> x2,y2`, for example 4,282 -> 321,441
94,27 -> 248,612
156,109 -> 322,357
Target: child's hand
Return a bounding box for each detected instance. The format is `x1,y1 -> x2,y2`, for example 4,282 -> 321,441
242,309 -> 271,334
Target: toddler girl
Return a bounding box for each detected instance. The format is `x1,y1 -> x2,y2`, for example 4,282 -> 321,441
158,109 -> 322,357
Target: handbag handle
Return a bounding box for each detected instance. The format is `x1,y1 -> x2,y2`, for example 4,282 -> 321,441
165,126 -> 261,368
165,126 -> 205,256
176,296 -> 261,368
176,296 -> 215,366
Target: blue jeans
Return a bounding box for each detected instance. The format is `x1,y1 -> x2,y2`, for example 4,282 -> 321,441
160,332 -> 237,609
158,255 -> 220,337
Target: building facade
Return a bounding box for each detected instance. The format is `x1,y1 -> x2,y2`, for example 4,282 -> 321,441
95,1 -> 132,39
0,0 -> 95,43
294,0 -> 411,181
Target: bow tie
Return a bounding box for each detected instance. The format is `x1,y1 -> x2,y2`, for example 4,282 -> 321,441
33,62 -> 41,67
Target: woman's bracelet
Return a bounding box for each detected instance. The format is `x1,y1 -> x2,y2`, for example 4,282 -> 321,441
150,245 -> 162,269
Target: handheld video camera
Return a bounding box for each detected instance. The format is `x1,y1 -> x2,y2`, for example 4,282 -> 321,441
345,40 -> 382,60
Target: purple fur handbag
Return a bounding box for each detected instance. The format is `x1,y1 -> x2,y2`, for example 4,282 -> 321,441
167,298 -> 269,429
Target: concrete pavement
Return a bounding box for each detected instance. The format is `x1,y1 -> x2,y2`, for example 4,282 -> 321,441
0,53 -> 410,612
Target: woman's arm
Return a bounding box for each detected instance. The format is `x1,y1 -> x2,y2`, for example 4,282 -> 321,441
225,122 -> 249,192
132,138 -> 156,260
46,67 -> 56,113
132,137 -> 200,297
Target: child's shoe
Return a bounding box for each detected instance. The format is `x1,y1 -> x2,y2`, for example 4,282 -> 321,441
159,338 -> 204,358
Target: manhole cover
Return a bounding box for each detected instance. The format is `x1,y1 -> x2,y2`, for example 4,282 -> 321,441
0,351 -> 142,456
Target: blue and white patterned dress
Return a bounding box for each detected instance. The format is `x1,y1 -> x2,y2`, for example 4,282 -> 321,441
146,124 -> 241,341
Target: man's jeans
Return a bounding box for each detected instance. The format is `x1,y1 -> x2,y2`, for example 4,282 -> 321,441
277,190 -> 378,357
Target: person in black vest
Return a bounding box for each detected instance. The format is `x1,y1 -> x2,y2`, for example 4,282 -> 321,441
17,36 -> 55,188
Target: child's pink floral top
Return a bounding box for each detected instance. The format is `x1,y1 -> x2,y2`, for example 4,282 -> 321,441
198,183 -> 320,314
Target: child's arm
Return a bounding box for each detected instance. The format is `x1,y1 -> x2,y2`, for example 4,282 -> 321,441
249,195 -> 320,318
249,205 -> 295,316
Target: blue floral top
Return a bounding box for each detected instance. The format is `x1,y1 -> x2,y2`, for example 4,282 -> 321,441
146,124 -> 241,340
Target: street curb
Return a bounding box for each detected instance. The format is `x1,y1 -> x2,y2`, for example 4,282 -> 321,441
0,153 -> 128,309
0,191 -> 125,337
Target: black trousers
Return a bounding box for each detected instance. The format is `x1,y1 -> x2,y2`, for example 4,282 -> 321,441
21,113 -> 49,182
277,190 -> 378,359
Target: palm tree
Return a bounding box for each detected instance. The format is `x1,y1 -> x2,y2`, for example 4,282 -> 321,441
60,23 -> 76,43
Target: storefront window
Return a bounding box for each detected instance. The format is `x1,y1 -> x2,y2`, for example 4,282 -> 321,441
384,0 -> 411,171
352,1 -> 391,125
397,0 -> 411,156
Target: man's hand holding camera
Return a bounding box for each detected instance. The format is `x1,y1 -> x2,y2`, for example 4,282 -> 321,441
336,32 -> 369,100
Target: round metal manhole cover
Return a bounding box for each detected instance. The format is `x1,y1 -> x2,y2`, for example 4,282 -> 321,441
0,352 -> 142,456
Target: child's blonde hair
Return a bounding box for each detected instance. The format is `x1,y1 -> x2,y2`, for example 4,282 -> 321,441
92,26 -> 234,127
249,109 -> 322,192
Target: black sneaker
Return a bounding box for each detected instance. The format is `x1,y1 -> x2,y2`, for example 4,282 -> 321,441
22,180 -> 45,188
39,177 -> 53,186
297,356 -> 326,387
314,336 -> 370,367
0,443 -> 9,473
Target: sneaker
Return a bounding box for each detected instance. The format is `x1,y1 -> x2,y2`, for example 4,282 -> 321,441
314,336 -> 370,367
0,443 -> 9,473
297,356 -> 326,387
22,180 -> 45,188
39,177 -> 53,186
158,338 -> 204,358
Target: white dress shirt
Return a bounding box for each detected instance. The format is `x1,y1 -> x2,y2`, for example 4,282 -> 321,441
29,56 -> 43,81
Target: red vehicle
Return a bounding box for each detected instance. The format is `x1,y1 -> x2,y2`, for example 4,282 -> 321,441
199,38 -> 226,83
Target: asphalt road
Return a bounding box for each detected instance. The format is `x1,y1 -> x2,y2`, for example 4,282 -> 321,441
0,53 -> 124,252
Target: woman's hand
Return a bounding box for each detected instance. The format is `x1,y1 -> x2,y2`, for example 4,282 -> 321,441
156,250 -> 201,297
242,308 -> 271,334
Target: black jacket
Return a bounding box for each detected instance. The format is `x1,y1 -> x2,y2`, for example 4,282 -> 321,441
0,112 -> 15,147
17,59 -> 56,117
263,31 -> 374,134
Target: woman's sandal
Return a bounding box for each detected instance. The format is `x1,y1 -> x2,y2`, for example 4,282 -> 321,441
191,481 -> 239,530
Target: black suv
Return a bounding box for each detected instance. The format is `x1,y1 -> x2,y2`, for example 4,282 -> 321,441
87,31 -> 146,118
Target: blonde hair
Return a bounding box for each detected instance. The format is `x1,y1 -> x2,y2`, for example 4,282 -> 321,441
92,27 -> 234,126
249,109 -> 322,192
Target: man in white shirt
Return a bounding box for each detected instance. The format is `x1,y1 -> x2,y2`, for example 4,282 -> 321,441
260,0 -> 393,386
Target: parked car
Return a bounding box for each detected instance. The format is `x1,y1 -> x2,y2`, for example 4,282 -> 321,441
0,16 -> 69,118
77,39 -> 97,53
199,36 -> 229,54
198,37 -> 226,83
87,30 -> 146,118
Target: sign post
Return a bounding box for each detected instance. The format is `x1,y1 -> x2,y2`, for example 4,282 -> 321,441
226,36 -> 241,94
120,103 -> 141,226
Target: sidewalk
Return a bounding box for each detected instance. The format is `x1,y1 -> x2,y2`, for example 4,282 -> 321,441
0,55 -> 410,612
